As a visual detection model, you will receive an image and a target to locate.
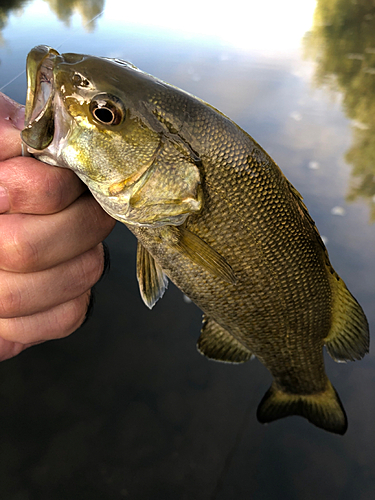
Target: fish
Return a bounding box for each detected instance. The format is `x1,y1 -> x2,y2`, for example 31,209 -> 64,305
21,45 -> 369,435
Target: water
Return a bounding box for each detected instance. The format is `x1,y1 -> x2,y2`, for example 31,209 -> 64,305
0,0 -> 374,498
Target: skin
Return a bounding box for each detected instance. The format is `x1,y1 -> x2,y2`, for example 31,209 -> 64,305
0,92 -> 116,361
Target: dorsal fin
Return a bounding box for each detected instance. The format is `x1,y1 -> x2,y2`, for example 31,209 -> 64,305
136,242 -> 168,309
286,179 -> 329,255
325,273 -> 369,362
286,178 -> 369,362
197,315 -> 253,363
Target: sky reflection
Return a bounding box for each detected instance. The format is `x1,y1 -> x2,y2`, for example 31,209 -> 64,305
101,0 -> 317,55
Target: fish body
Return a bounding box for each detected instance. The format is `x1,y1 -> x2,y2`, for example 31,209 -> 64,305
22,46 -> 369,434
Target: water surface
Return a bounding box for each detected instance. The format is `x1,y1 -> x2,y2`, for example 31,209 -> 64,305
0,1 -> 374,499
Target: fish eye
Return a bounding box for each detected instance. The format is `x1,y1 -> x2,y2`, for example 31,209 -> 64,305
90,93 -> 125,126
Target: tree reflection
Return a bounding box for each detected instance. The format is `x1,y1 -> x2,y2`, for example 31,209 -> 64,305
0,0 -> 27,43
0,0 -> 104,37
305,0 -> 375,221
45,0 -> 104,31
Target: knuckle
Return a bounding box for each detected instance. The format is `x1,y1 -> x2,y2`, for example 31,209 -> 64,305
77,245 -> 106,289
42,170 -> 70,212
0,337 -> 27,362
0,226 -> 40,272
0,282 -> 23,318
5,158 -> 83,214
0,317 -> 24,342
88,244 -> 107,283
53,293 -> 90,337
0,292 -> 90,344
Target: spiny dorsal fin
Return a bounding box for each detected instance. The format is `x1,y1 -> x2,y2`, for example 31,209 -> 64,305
176,227 -> 237,284
257,380 -> 348,435
325,274 -> 369,362
286,178 -> 369,361
286,179 -> 318,232
197,315 -> 253,363
136,242 -> 168,309
286,179 -> 330,256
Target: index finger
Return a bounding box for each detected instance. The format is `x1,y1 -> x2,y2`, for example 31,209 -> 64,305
0,156 -> 86,215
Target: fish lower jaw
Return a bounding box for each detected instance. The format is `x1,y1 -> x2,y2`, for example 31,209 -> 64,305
26,149 -> 62,167
88,189 -> 132,224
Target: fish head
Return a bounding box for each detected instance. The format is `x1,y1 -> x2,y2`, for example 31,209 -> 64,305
22,45 -> 203,227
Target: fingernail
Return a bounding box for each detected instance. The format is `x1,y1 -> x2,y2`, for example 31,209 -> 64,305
0,186 -> 10,213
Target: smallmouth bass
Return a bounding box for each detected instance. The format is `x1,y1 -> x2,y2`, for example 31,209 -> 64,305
21,45 -> 369,434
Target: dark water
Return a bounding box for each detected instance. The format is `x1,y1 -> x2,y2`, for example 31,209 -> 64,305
0,0 -> 375,498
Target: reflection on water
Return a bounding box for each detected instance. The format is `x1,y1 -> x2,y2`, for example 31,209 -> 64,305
0,0 -> 27,43
45,0 -> 104,30
0,0 -> 105,95
0,0 -> 104,40
0,0 -> 374,499
0,0 -> 105,49
305,0 -> 375,220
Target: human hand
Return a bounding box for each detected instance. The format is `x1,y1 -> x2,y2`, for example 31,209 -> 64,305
0,92 -> 116,361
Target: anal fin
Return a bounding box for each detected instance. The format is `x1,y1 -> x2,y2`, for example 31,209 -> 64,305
325,275 -> 369,362
197,315 -> 253,363
257,380 -> 348,435
136,242 -> 168,309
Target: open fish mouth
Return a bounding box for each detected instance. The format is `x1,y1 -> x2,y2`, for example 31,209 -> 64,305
21,46 -> 60,151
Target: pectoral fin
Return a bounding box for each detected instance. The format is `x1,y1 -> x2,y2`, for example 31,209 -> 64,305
197,315 -> 253,363
176,227 -> 237,284
136,242 -> 168,309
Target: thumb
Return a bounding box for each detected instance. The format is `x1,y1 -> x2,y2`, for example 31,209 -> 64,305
0,92 -> 25,159
0,92 -> 25,130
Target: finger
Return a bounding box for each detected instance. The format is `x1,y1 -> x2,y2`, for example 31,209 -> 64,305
0,337 -> 29,362
0,291 -> 92,344
0,93 -> 25,160
0,192 -> 116,273
0,244 -> 105,318
0,156 -> 86,215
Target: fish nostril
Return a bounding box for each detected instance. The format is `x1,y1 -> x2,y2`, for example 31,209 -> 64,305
60,53 -> 86,64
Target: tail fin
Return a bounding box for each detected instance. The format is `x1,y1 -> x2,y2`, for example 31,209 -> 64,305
257,381 -> 347,435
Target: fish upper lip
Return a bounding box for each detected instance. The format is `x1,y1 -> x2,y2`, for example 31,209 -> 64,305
29,65 -> 53,124
24,46 -> 59,127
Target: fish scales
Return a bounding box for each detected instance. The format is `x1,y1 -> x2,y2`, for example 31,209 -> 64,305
21,46 -> 369,434
131,103 -> 332,394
